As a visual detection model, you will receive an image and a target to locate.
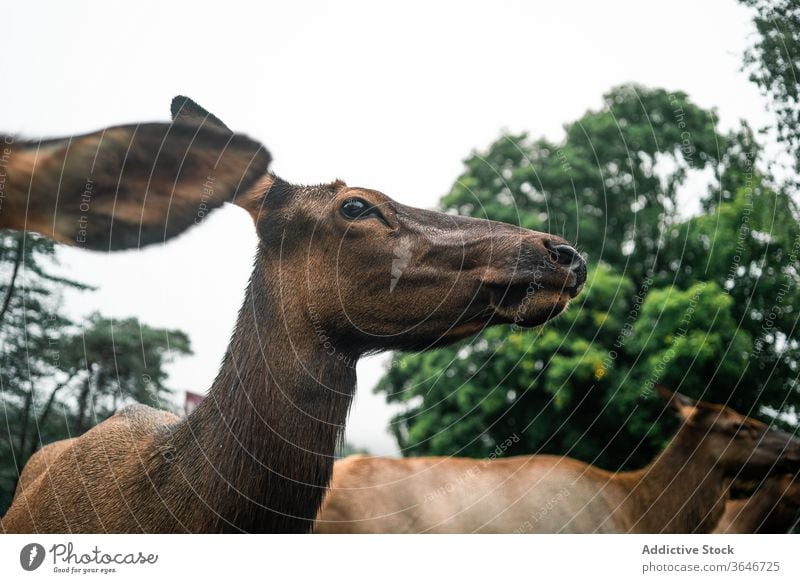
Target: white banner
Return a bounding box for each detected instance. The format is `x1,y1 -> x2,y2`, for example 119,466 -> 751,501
1,534 -> 798,583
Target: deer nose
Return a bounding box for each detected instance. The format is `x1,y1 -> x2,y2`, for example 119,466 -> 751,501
546,242 -> 587,293
550,244 -> 583,270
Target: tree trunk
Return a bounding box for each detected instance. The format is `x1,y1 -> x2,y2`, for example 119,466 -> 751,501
0,234 -> 24,327
75,378 -> 92,433
16,386 -> 34,462
25,372 -> 78,460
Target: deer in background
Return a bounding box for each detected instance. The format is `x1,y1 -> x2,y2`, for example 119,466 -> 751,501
0,97 -> 586,533
713,474 -> 800,533
316,388 -> 800,533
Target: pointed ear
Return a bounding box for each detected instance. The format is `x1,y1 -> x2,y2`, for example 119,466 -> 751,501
0,121 -> 271,250
169,96 -> 274,221
657,386 -> 697,420
171,95 -> 231,132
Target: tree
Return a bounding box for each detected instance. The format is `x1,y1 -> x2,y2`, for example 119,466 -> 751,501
0,232 -> 192,513
377,84 -> 800,470
1,233 -> 87,507
441,85 -> 725,286
662,172 -> 800,413
62,314 -> 191,433
740,0 -> 800,174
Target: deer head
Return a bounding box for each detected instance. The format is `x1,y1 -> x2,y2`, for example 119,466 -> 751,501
2,97 -> 585,354
174,98 -> 585,353
658,387 -> 800,479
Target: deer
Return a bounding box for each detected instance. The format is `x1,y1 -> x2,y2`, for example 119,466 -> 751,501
712,474 -> 800,533
316,388 -> 800,533
0,97 -> 586,533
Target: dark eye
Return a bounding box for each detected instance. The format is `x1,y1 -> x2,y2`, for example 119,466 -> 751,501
341,198 -> 380,221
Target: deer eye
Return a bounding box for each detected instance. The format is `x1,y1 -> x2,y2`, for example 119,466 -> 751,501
340,198 -> 379,220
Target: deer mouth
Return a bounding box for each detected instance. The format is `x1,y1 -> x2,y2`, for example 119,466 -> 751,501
485,279 -> 577,328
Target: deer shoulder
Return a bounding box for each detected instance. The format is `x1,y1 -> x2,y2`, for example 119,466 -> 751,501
3,404 -> 180,533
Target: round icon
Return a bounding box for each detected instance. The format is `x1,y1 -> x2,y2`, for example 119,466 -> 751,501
19,543 -> 46,571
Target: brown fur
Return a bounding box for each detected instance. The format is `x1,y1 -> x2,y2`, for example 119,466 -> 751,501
316,391 -> 800,533
13,439 -> 76,500
1,97 -> 586,533
0,124 -> 269,250
713,475 -> 800,533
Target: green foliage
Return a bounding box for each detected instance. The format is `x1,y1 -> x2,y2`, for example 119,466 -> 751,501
378,84 -> 800,470
0,232 -> 192,513
624,283 -> 753,400
662,176 -> 800,412
740,0 -> 800,173
441,85 -> 724,284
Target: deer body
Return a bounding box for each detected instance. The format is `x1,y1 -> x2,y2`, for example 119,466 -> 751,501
317,431 -> 727,534
1,98 -> 586,533
317,393 -> 800,534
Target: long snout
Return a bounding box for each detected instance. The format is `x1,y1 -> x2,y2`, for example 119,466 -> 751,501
393,203 -> 587,329
397,206 -> 586,285
469,220 -> 587,298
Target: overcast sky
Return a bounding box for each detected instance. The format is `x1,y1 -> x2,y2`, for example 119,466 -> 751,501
2,0 -> 770,455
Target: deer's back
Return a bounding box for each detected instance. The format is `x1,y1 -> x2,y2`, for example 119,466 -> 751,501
2,404 -> 182,533
13,437 -> 77,500
316,455 -> 627,533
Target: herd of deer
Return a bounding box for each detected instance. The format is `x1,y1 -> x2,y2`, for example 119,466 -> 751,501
0,98 -> 797,534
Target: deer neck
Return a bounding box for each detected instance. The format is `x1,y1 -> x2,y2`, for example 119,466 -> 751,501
736,481 -> 797,534
622,427 -> 727,533
729,487 -> 777,533
169,245 -> 358,533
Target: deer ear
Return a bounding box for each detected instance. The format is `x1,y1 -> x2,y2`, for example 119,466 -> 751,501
1,122 -> 271,250
169,96 -> 274,221
657,386 -> 697,420
171,95 -> 231,133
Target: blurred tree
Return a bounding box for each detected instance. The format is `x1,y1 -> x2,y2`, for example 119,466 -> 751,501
740,0 -> 800,173
63,314 -> 191,433
378,84 -> 800,470
0,232 -> 192,513
1,233 -> 86,507
662,171 -> 800,414
441,85 -> 724,285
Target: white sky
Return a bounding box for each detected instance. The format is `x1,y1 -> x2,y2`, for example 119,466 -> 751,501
2,0 -> 771,455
